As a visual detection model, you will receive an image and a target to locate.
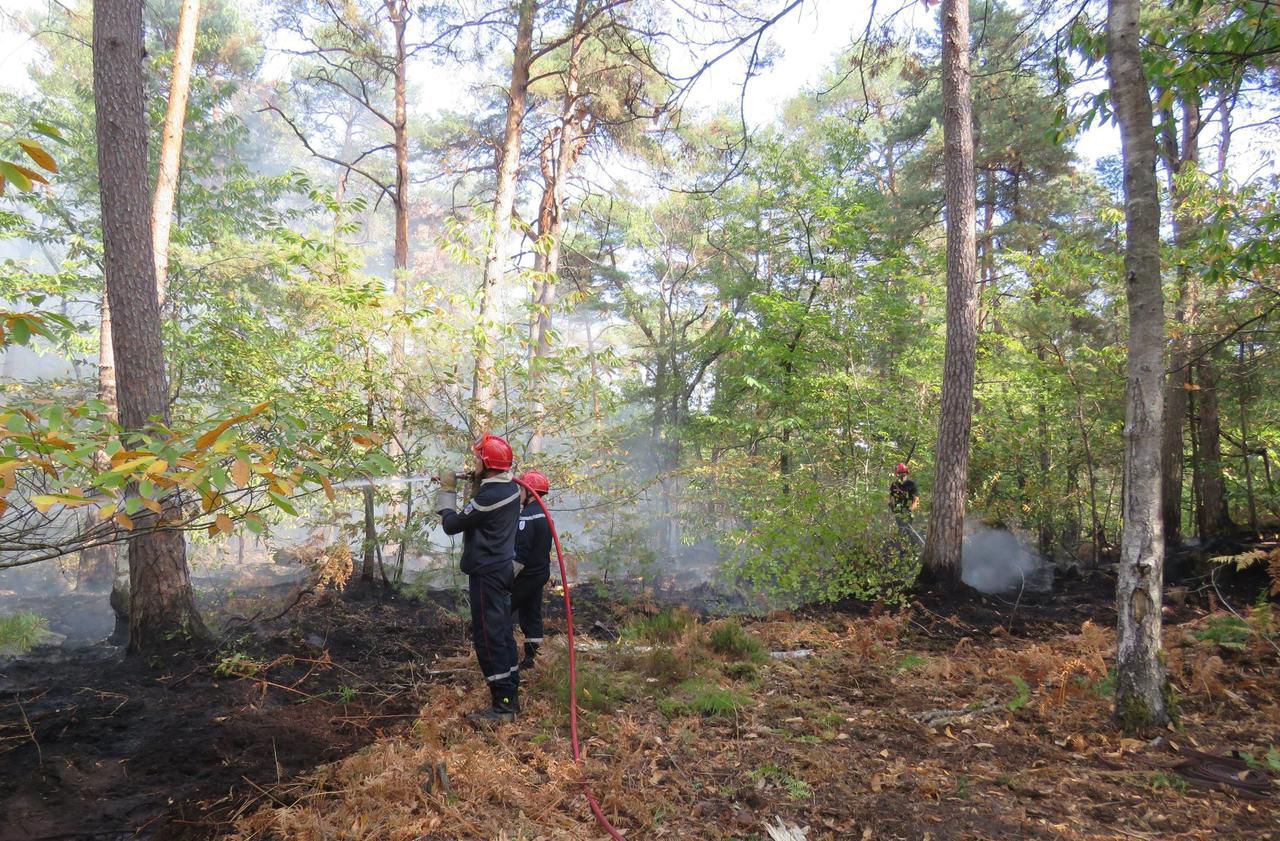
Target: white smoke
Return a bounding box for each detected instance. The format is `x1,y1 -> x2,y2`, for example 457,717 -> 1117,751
961,520 -> 1053,594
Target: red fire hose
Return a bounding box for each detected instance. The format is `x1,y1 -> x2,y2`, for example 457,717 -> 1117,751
513,477 -> 627,841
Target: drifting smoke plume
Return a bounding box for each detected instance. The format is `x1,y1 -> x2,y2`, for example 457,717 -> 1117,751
961,520 -> 1053,594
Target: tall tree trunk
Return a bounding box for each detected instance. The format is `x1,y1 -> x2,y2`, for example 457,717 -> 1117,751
921,0 -> 978,588
150,0 -> 200,304
77,295 -> 119,592
1196,354 -> 1231,537
529,3 -> 589,455
474,0 -> 536,431
1106,0 -> 1168,731
93,0 -> 206,653
1238,339 -> 1258,532
1158,99 -> 1199,548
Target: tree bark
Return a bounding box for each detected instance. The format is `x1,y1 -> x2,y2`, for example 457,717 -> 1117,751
1158,99 -> 1199,547
150,0 -> 200,304
1196,354 -> 1231,537
474,0 -> 536,431
921,0 -> 978,588
1106,0 -> 1168,731
529,1 -> 589,454
1238,339 -> 1258,531
94,0 -> 206,653
77,294 -> 120,591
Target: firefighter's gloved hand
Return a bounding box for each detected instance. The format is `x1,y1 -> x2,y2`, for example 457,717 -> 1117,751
512,560 -> 525,577
439,471 -> 458,492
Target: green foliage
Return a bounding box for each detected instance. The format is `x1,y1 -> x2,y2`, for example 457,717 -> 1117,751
622,608 -> 698,644
748,763 -> 813,800
0,612 -> 51,655
1195,615 -> 1252,652
1006,675 -> 1032,711
1149,772 -> 1189,794
891,654 -> 928,675
725,488 -> 921,608
706,620 -> 767,663
213,651 -> 267,679
657,678 -> 747,719
1242,747 -> 1280,774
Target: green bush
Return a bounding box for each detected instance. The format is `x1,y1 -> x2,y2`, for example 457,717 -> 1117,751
725,486 -> 919,607
657,677 -> 747,719
707,620 -> 767,663
0,612 -> 50,655
622,607 -> 698,644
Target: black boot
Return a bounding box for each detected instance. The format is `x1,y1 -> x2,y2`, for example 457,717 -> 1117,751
520,641 -> 539,671
467,686 -> 517,724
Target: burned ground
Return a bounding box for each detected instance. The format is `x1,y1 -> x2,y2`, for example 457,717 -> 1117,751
0,588 -> 469,841
2,560 -> 1278,841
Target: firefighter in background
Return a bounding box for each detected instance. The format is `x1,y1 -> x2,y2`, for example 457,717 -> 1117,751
889,462 -> 923,547
436,434 -> 522,723
511,470 -> 552,670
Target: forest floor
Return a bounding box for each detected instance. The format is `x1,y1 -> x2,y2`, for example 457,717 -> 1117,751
2,558 -> 1278,841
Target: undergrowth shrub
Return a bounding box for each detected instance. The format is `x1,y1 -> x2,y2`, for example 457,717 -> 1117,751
657,677 -> 747,719
0,612 -> 49,655
623,607 -> 698,644
724,487 -> 919,607
707,620 -> 767,663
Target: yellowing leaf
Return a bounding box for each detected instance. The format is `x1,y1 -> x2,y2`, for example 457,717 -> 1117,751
140,496 -> 163,514
194,402 -> 270,451
231,458 -> 251,486
215,513 -> 233,534
18,139 -> 57,173
32,493 -> 93,512
144,459 -> 168,475
114,512 -> 135,530
319,475 -> 336,502
97,502 -> 117,519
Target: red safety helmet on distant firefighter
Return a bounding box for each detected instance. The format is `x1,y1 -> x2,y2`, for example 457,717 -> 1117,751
895,463 -> 909,476
473,434 -> 514,471
518,470 -> 550,495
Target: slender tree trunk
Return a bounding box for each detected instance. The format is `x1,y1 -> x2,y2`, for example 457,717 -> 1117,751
474,0 -> 536,431
361,395 -> 377,584
529,0 -> 588,455
1196,354 -> 1231,537
77,294 -> 120,591
1189,376 -> 1202,534
1107,0 -> 1168,731
1159,100 -> 1199,548
1238,340 -> 1258,531
921,0 -> 978,588
150,0 -> 200,305
94,0 -> 206,653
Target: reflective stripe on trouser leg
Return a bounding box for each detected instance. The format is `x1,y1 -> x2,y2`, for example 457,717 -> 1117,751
469,570 -> 518,697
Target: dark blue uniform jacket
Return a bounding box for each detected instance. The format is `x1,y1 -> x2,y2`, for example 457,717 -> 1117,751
439,474 -> 521,575
514,499 -> 553,578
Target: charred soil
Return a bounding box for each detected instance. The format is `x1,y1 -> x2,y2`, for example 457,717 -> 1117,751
0,588 -> 468,841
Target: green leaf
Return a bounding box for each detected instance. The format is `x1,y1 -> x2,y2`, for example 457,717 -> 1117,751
31,121 -> 67,144
0,161 -> 33,192
9,318 -> 30,345
267,491 -> 298,517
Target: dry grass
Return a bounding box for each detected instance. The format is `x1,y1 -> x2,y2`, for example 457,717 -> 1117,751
225,606 -> 1280,841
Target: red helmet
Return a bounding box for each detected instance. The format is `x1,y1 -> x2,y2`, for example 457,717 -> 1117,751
895,463 -> 909,476
518,470 -> 550,495
472,434 -> 514,471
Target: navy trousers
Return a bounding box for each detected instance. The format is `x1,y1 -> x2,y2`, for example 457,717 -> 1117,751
468,568 -> 519,699
510,571 -> 550,644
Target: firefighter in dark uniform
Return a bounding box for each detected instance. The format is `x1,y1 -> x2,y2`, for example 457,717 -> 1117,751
436,434 -> 522,723
511,470 -> 552,670
889,462 -> 922,546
